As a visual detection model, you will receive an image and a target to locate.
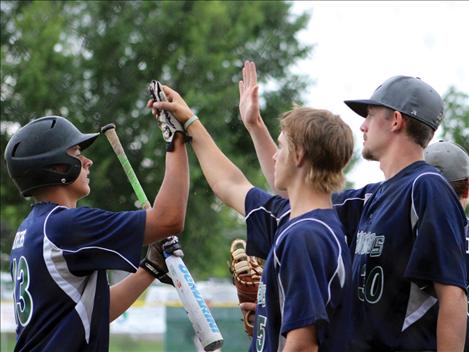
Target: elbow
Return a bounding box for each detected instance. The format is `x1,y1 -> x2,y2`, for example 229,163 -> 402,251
146,208 -> 186,242
170,219 -> 185,235
160,212 -> 185,236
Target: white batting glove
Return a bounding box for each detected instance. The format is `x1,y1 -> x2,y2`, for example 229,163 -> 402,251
148,80 -> 190,151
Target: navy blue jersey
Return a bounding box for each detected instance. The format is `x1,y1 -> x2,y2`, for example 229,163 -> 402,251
245,187 -> 352,352
9,202 -> 146,352
333,161 -> 467,351
464,218 -> 469,352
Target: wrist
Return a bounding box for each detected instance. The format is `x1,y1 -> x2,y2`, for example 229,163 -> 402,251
246,114 -> 264,131
138,265 -> 157,284
183,115 -> 199,130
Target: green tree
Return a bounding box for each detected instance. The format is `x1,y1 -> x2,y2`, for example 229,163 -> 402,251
441,86 -> 469,152
1,1 -> 311,276
441,86 -> 469,215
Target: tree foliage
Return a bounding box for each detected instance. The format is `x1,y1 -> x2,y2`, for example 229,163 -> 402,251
440,87 -> 469,215
441,86 -> 469,152
1,1 -> 311,276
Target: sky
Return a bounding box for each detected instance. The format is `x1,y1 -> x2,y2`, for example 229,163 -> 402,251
290,1 -> 469,187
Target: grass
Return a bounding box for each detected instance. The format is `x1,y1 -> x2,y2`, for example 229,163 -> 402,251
0,333 -> 164,352
109,334 -> 163,352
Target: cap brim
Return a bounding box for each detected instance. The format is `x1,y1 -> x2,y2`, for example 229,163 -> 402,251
344,99 -> 384,118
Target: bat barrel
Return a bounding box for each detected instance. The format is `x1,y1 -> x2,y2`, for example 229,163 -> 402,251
166,256 -> 224,351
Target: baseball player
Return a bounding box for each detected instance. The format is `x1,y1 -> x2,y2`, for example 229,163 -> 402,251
5,112 -> 189,351
237,61 -> 467,350
150,86 -> 355,351
424,140 -> 469,352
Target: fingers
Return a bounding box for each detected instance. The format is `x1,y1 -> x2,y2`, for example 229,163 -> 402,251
153,101 -> 173,111
251,61 -> 257,84
243,62 -> 250,86
243,60 -> 257,87
252,85 -> 259,99
239,80 -> 244,96
161,85 -> 178,102
239,302 -> 256,311
147,99 -> 160,117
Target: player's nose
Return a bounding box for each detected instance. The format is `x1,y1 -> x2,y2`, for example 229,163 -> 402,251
360,119 -> 368,133
82,156 -> 93,168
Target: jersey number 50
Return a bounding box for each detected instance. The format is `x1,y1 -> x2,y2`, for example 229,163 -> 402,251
12,256 -> 34,326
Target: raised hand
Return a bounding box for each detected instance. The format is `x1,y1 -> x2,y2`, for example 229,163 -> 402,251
151,85 -> 194,124
239,61 -> 261,129
147,80 -> 190,151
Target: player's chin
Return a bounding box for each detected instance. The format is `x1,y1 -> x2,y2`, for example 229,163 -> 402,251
274,179 -> 287,192
78,185 -> 91,199
362,148 -> 378,161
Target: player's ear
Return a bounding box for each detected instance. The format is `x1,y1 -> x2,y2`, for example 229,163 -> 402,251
293,145 -> 305,167
391,111 -> 405,132
463,178 -> 469,199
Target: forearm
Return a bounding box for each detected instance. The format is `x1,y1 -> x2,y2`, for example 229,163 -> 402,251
154,134 -> 189,229
246,117 -> 278,190
283,326 -> 318,352
145,134 -> 189,243
246,117 -> 287,198
435,283 -> 467,351
109,268 -> 154,322
150,85 -> 252,215
187,121 -> 252,215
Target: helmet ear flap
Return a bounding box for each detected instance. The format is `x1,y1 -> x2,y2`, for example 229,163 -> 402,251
4,116 -> 98,197
16,150 -> 83,197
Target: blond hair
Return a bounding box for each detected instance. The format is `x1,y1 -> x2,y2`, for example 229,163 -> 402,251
280,107 -> 354,193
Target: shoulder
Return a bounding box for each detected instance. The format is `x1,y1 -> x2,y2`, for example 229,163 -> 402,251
46,206 -> 107,226
410,167 -> 466,223
277,212 -> 346,254
333,182 -> 381,208
410,167 -> 456,201
245,187 -> 291,221
46,206 -> 144,238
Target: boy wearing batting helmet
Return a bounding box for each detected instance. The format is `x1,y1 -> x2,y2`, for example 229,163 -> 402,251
151,80 -> 355,351
5,113 -> 189,351
237,61 -> 467,351
425,140 -> 469,352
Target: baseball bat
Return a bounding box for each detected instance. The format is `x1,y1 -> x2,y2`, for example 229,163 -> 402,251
100,123 -> 223,351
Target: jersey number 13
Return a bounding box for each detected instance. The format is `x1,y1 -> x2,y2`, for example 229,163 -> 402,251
12,256 -> 34,326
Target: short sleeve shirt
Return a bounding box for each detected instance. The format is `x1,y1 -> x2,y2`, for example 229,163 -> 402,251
245,188 -> 352,352
333,161 -> 467,350
10,202 -> 146,351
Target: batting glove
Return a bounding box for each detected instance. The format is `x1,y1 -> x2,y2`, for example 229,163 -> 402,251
148,80 -> 191,151
140,237 -> 180,286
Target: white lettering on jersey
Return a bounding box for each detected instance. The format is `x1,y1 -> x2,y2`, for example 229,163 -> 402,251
355,231 -> 385,256
12,230 -> 26,249
257,282 -> 266,307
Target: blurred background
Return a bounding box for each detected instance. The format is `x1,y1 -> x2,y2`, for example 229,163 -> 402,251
1,1 -> 467,351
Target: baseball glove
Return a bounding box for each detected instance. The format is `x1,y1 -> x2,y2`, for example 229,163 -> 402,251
229,239 -> 263,337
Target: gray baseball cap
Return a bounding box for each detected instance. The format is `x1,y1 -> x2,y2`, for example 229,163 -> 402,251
344,75 -> 444,130
424,140 -> 469,181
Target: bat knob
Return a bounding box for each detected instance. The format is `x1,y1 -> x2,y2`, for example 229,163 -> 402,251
100,123 -> 116,134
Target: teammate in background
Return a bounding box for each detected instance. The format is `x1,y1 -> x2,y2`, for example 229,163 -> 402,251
237,61 -> 467,351
152,87 -> 355,350
5,113 -> 189,351
424,140 -> 469,352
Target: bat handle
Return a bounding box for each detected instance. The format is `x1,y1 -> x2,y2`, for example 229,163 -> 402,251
100,123 -> 151,209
